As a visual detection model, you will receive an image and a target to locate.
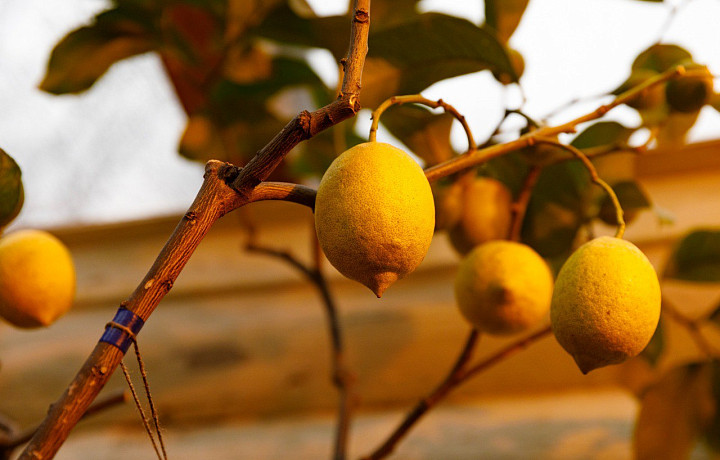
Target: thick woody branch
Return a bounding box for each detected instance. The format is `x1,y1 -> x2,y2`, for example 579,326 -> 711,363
19,1 -> 371,458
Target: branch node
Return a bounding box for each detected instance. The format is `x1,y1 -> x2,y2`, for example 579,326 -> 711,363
354,8 -> 369,23
184,211 -> 197,225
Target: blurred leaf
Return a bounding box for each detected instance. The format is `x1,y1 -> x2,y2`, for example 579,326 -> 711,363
521,159 -> 591,258
40,6 -> 156,94
484,0 -> 530,43
711,93 -> 720,114
482,151 -> 532,197
571,121 -> 635,151
639,314 -> 664,367
380,105 -> 455,166
635,362 -> 716,460
633,44 -> 692,73
707,300 -> 720,328
361,13 -> 516,106
598,180 -> 652,226
664,229 -> 720,282
0,149 -> 23,230
254,4 -> 349,59
655,109 -> 700,148
178,113 -> 226,161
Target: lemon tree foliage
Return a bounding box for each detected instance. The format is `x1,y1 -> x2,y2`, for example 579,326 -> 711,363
30,0 -> 720,458
0,149 -> 23,230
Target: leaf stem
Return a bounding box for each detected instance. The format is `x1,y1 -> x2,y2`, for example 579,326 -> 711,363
534,139 -> 625,239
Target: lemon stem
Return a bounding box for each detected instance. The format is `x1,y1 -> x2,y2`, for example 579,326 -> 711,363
369,95 -> 476,153
535,138 -> 625,239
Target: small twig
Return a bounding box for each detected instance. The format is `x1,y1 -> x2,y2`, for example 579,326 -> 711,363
245,240 -> 355,460
534,138 -> 625,238
655,0 -> 693,44
249,182 -> 317,210
362,326 -> 551,460
424,65 -> 685,182
662,298 -> 720,358
369,95 -> 477,152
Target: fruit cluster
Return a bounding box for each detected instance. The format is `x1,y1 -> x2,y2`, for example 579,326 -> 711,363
315,141 -> 661,374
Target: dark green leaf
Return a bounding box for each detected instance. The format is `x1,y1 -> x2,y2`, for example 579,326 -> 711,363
0,149 -> 23,230
521,159 -> 591,258
254,4 -> 349,59
570,121 -> 636,151
482,151 -> 531,197
484,0 -> 530,43
639,314 -> 664,367
379,105 -> 455,166
664,229 -> 720,282
635,362 -> 715,460
632,44 -> 693,73
40,6 -> 156,94
361,13 -> 516,106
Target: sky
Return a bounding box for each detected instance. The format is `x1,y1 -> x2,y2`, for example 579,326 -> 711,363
1,0 -> 718,229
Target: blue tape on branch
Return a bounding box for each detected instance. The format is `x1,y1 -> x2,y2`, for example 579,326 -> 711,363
99,307 -> 145,353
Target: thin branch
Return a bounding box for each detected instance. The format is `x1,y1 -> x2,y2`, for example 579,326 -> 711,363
424,66 -> 685,182
249,182 -> 317,210
245,241 -> 355,460
19,1 -> 371,457
662,298 -> 720,358
362,326 -> 551,460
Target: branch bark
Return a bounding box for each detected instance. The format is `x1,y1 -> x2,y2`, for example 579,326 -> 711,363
19,1 -> 370,457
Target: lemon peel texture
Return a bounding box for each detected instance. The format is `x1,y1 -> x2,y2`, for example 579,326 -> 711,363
0,229 -> 76,328
314,142 -> 435,297
550,236 -> 661,374
454,240 -> 553,334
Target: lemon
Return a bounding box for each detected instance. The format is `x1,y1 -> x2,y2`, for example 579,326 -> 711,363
447,177 -> 512,255
550,236 -> 661,374
454,240 -> 553,334
314,142 -> 434,297
0,229 -> 76,328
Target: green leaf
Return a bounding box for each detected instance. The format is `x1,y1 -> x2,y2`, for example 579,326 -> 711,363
379,105 -> 455,166
254,4 -> 349,59
362,13 -> 517,106
664,229 -> 720,282
521,159 -> 591,258
570,121 -> 636,151
482,151 -> 531,197
632,44 -> 692,73
0,149 -> 23,230
484,0 -> 530,43
639,314 -> 664,367
635,362 -> 716,460
40,6 -> 156,94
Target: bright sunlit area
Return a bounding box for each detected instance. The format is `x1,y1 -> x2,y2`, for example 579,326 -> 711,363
0,0 -> 718,228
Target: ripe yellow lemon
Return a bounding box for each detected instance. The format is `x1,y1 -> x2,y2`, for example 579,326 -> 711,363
550,236 -> 661,374
447,177 -> 512,255
314,142 -> 434,297
454,240 -> 553,334
0,229 -> 76,328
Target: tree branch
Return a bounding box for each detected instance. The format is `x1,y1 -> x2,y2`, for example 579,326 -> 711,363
19,1 -> 371,457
